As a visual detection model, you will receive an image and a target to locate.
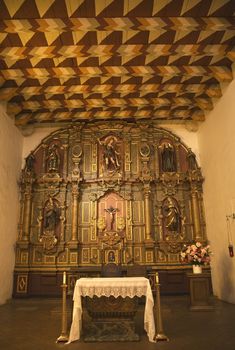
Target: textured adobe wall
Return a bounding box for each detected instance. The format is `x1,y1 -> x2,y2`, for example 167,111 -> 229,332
0,104 -> 23,304
198,79 -> 235,303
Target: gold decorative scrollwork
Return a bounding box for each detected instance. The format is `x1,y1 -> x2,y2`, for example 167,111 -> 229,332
97,217 -> 106,231
99,231 -> 125,248
117,217 -> 126,231
140,143 -> 151,157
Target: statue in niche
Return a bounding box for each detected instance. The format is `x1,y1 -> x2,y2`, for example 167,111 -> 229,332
161,142 -> 176,172
43,197 -> 60,232
187,149 -> 197,171
163,198 -> 181,233
108,250 -> 116,262
46,144 -> 60,172
25,151 -> 35,173
99,136 -> 120,172
39,198 -> 60,252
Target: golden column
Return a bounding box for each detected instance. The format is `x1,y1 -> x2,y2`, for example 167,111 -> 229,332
70,145 -> 82,242
22,181 -> 33,241
18,197 -> 24,240
191,188 -> 202,241
42,143 -> 47,172
62,144 -> 68,177
140,143 -> 153,243
71,182 -> 79,242
60,204 -> 66,242
144,183 -> 152,241
91,197 -> 97,241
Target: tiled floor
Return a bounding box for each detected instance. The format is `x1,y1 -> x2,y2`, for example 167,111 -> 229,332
0,295 -> 235,350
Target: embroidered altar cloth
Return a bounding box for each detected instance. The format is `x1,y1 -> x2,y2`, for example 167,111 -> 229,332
67,277 -> 156,343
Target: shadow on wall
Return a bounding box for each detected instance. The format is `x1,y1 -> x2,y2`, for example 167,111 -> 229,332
218,252 -> 235,303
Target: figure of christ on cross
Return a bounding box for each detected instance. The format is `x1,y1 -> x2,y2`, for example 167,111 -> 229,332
104,206 -> 118,231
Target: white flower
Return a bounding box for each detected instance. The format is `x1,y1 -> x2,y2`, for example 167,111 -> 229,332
196,242 -> 201,247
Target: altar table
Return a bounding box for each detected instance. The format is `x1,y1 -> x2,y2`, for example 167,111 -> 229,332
67,277 -> 156,343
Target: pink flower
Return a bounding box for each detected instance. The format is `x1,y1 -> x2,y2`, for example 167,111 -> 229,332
180,241 -> 211,266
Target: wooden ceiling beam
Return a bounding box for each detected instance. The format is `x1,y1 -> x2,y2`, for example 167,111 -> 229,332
1,17 -> 235,33
8,96 -> 213,111
0,66 -> 232,82
15,108 -> 205,126
0,83 -> 222,101
0,44 -> 234,60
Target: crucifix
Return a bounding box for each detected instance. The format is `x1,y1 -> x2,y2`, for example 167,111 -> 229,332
105,206 -> 118,230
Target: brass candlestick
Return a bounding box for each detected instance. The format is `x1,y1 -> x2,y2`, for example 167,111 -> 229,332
154,273 -> 169,342
56,281 -> 69,342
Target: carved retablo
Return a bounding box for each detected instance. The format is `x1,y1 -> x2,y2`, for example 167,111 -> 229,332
14,122 -> 206,296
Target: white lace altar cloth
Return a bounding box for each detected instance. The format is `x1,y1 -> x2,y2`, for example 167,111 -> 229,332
67,277 -> 156,343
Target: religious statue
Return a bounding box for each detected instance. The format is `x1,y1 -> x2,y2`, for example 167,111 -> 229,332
105,206 -> 118,230
43,198 -> 60,231
108,250 -> 116,262
99,136 -> 120,172
25,151 -> 35,173
187,149 -> 197,171
161,142 -> 176,172
39,198 -> 60,252
46,144 -> 60,172
163,197 -> 181,233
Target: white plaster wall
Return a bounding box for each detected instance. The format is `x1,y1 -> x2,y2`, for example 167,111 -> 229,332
198,79 -> 235,303
0,104 -> 23,304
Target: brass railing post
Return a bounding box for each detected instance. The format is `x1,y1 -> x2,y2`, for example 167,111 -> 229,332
154,272 -> 169,342
57,272 -> 69,342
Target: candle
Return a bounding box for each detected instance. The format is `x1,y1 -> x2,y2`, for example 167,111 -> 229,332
63,271 -> 66,285
226,216 -> 232,245
156,272 -> 159,284
228,244 -> 234,258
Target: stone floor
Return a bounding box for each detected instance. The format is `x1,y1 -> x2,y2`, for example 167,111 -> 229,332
0,295 -> 235,350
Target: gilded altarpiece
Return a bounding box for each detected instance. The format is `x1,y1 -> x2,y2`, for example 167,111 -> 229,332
14,122 -> 206,296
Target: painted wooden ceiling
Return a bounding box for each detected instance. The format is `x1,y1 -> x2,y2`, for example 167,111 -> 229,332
0,0 -> 235,127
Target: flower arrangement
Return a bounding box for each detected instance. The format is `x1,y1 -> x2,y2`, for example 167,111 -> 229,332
180,242 -> 211,266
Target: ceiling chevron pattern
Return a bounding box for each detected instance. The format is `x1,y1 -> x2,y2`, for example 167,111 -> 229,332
0,0 -> 234,126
